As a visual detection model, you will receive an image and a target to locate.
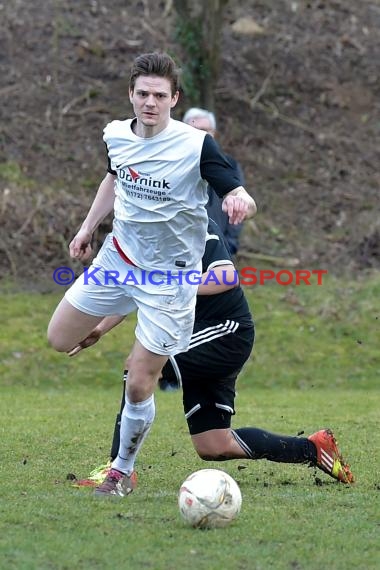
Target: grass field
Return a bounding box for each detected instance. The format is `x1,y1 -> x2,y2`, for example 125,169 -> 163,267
1,273 -> 379,569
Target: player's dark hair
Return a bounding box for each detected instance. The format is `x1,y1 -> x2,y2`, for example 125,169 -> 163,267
129,52 -> 181,95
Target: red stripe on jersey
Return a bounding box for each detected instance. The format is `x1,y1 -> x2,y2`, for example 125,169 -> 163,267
112,236 -> 137,267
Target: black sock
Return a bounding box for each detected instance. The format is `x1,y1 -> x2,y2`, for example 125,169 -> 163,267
109,370 -> 127,461
233,427 -> 317,464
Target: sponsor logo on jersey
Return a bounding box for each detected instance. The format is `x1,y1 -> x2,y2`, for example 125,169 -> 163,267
117,166 -> 171,189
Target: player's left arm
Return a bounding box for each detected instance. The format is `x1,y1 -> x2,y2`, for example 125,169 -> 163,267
222,186 -> 256,225
200,135 -> 257,225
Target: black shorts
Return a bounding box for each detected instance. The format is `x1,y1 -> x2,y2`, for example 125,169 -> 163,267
161,321 -> 254,435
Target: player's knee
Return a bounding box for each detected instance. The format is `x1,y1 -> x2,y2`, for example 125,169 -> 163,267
193,439 -> 229,461
47,325 -> 69,352
126,352 -> 164,402
126,371 -> 155,403
127,382 -> 149,403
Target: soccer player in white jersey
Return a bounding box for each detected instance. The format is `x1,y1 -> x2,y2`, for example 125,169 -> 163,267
47,52 -> 256,496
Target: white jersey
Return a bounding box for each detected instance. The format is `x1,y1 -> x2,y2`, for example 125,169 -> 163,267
103,118 -> 238,271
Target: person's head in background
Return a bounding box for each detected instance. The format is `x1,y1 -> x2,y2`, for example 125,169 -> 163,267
182,107 -> 216,137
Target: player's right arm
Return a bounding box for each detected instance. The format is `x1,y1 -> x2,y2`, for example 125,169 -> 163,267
197,219 -> 239,295
69,173 -> 116,261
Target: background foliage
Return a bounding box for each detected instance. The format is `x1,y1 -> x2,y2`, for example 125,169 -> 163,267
0,0 -> 379,282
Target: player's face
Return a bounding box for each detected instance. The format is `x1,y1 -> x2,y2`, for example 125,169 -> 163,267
129,76 -> 179,136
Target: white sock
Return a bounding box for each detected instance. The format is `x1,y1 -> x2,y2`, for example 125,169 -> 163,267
112,394 -> 155,476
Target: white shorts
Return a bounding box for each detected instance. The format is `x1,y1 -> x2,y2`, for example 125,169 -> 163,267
65,234 -> 199,355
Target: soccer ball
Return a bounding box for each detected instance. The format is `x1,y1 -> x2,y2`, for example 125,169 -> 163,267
178,469 -> 242,529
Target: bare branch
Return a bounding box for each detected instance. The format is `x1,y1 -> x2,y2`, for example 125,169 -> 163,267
13,194 -> 43,238
0,84 -> 20,97
249,71 -> 273,109
238,251 -> 300,267
61,89 -> 98,116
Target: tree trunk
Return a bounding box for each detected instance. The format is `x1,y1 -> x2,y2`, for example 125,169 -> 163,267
173,0 -> 228,111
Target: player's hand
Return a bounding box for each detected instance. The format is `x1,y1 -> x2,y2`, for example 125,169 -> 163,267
67,329 -> 102,357
69,228 -> 93,261
222,194 -> 253,225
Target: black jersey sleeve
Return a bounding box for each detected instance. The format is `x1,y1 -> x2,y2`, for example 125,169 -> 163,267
202,219 -> 234,272
227,154 -> 245,186
105,143 -> 117,175
200,135 -> 242,197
